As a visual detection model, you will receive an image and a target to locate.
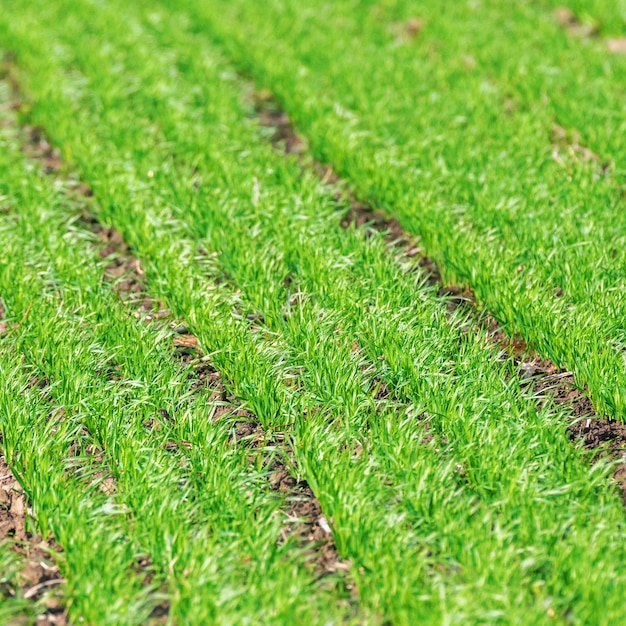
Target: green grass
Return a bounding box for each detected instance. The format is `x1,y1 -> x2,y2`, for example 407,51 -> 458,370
181,0 -> 626,419
0,95 -> 360,623
0,0 -> 626,624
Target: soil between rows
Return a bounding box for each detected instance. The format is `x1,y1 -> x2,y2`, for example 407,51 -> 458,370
0,457 -> 66,625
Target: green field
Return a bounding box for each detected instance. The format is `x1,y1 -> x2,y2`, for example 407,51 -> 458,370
1,1 -> 626,624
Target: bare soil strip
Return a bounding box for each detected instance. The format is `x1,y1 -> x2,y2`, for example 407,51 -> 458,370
253,91 -> 626,503
0,457 -> 67,626
0,289 -> 67,625
0,454 -> 66,626
233,420 -> 349,578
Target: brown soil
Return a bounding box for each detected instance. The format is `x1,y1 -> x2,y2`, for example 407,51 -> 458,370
523,354 -> 626,502
231,420 -> 349,577
79,214 -> 161,314
554,7 -> 626,55
256,101 -> 307,156
550,124 -> 610,172
21,126 -> 63,174
0,299 -> 7,336
388,17 -> 424,43
607,38 -> 626,54
554,7 -> 599,38
0,456 -> 67,625
569,419 -> 626,500
483,317 -> 626,495
254,90 -> 626,504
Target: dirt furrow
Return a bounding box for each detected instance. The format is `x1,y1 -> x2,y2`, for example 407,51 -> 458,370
232,419 -> 350,577
253,90 -> 626,503
0,455 -> 67,625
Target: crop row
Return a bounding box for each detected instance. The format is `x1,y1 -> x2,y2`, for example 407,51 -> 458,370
192,0 -> 626,418
1,1 -> 625,624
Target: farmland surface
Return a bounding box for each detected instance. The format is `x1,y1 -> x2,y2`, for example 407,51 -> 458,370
0,1 -> 626,624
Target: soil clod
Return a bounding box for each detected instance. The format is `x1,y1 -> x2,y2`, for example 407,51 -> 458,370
607,38 -> 626,54
554,7 -> 598,38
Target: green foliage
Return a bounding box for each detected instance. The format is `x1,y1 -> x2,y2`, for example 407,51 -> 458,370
0,0 -> 625,624
189,0 -> 626,418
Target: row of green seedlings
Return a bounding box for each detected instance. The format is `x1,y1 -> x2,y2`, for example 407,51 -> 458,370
0,70 -> 67,626
253,88 -> 626,498
2,31 -> 375,621
81,196 -> 345,575
0,76 -> 353,622
234,1 -> 626,498
189,0 -> 626,422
